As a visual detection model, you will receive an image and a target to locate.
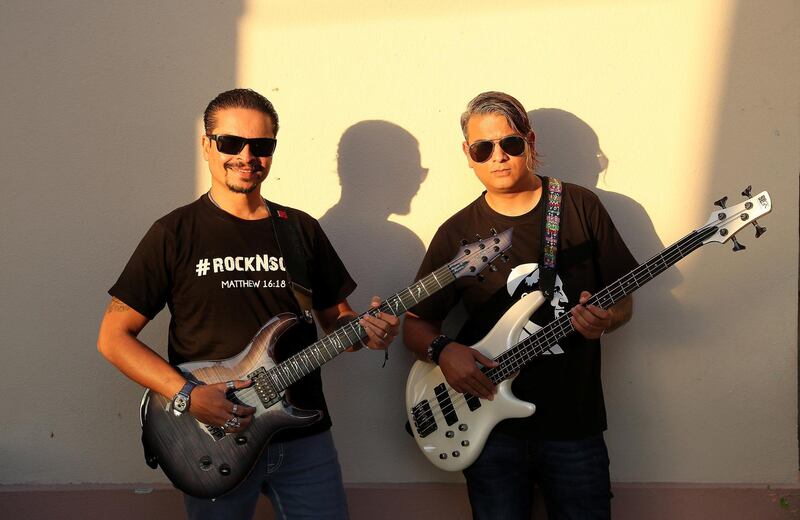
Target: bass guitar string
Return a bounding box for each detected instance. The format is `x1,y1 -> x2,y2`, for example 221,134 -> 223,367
410,223 -> 721,436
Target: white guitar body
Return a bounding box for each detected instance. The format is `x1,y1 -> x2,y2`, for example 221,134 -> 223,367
406,188 -> 772,473
405,291 -> 547,472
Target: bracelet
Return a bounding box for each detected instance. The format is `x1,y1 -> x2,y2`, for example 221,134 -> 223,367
427,335 -> 453,365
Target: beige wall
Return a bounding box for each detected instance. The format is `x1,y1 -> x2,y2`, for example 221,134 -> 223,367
0,0 -> 797,487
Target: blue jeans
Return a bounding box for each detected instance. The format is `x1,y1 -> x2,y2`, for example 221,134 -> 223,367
184,430 -> 349,520
463,431 -> 611,520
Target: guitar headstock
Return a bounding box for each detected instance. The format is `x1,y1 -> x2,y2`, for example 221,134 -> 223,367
447,228 -> 513,280
702,186 -> 771,249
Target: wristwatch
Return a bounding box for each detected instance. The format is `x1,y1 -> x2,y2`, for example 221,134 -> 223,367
171,380 -> 198,416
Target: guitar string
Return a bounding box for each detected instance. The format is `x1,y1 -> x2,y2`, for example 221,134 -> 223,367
412,241 -> 697,433
409,222 -> 723,436
245,239 -> 509,396
410,226 -> 713,434
191,236 -> 509,426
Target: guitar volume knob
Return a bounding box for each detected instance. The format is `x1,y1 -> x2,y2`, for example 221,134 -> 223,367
199,456 -> 213,472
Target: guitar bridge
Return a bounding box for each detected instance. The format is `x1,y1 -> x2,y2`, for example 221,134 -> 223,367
205,424 -> 226,440
411,400 -> 437,438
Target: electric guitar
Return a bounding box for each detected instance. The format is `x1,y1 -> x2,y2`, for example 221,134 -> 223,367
406,187 -> 772,472
139,228 -> 512,499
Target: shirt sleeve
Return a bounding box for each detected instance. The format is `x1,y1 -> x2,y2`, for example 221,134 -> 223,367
108,221 -> 173,320
586,194 -> 639,287
307,219 -> 357,310
408,225 -> 460,322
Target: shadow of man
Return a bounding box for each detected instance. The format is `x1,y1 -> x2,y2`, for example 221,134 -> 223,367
318,121 -> 428,472
528,108 -> 687,340
527,109 -> 696,464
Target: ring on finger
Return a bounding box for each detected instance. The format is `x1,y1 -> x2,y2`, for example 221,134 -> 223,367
382,330 -> 389,339
225,380 -> 236,391
232,404 -> 239,416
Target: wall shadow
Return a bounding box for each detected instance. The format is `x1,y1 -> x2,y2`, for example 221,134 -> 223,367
0,2 -> 243,485
688,0 -> 799,479
528,108 -> 693,482
318,120 -> 434,477
529,108 -> 686,321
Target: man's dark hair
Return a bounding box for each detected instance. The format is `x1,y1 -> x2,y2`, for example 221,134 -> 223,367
203,88 -> 279,135
460,91 -> 531,139
461,91 -> 538,171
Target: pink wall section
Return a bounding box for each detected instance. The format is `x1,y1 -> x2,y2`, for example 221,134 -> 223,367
2,483 -> 798,519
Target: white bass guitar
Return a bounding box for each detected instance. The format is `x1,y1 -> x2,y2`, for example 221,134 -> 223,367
405,187 -> 772,471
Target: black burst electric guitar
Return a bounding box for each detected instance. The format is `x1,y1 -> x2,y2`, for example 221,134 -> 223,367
139,228 -> 512,499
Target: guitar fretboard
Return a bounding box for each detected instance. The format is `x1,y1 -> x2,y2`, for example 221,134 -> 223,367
486,225 -> 719,382
260,265 -> 456,393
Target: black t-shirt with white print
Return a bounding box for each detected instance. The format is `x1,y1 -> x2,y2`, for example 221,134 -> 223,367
110,194 -> 356,441
411,179 -> 638,440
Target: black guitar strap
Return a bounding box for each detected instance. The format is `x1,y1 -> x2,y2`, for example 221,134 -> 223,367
539,176 -> 563,299
264,200 -> 315,324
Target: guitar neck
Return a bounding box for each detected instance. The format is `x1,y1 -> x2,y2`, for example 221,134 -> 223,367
488,224 -> 719,382
267,265 -> 456,391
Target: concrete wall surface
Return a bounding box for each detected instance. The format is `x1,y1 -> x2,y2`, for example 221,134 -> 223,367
0,0 -> 797,499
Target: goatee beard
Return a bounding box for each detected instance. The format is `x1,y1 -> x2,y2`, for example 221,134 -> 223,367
224,160 -> 263,194
225,181 -> 259,194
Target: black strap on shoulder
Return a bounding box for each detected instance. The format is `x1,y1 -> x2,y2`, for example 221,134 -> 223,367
264,200 -> 314,324
539,176 -> 563,299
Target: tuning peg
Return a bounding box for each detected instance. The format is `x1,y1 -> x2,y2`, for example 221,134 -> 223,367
752,221 -> 766,238
731,236 -> 746,252
490,228 -> 497,235
477,274 -> 485,282
475,234 -> 483,240
714,196 -> 728,209
741,185 -> 752,198
460,239 -> 468,246
488,264 -> 498,272
500,254 -> 510,263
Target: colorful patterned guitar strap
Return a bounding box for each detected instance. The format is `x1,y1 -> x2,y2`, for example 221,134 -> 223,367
539,176 -> 563,299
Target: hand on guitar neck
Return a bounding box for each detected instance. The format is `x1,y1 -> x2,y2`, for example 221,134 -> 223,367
570,291 -> 633,340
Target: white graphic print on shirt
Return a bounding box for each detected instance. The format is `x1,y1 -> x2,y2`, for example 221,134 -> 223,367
506,263 -> 568,355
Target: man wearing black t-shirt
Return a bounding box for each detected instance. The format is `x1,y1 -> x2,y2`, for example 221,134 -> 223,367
98,89 -> 399,520
404,92 -> 637,519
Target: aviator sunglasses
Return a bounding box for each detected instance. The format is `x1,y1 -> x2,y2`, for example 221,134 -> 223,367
207,134 -> 277,157
468,135 -> 527,163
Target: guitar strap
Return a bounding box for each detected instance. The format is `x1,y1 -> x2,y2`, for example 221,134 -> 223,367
264,200 -> 315,324
539,176 -> 563,299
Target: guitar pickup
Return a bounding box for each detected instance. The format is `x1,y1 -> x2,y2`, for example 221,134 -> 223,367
205,424 -> 226,441
411,400 -> 437,438
465,393 -> 482,412
434,383 -> 459,426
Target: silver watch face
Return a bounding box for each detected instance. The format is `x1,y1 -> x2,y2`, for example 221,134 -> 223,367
174,395 -> 188,412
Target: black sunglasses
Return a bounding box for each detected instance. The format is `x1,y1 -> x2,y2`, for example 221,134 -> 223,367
207,134 -> 277,157
468,135 -> 527,163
